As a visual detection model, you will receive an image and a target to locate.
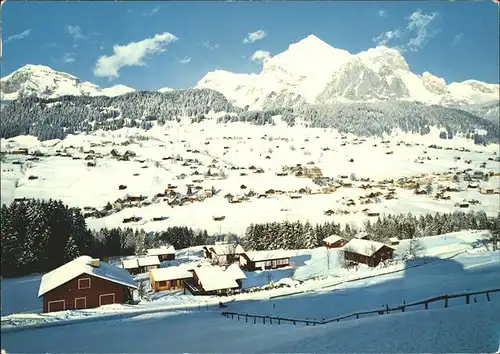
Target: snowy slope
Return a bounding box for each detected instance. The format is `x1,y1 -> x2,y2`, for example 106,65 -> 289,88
196,35 -> 500,109
0,65 -> 135,100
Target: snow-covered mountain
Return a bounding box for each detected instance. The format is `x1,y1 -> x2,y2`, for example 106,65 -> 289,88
196,34 -> 499,110
0,65 -> 135,101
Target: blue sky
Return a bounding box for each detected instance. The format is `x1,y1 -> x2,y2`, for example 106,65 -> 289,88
2,1 -> 498,90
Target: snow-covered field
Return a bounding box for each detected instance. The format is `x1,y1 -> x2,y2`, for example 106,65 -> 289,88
1,120 -> 499,235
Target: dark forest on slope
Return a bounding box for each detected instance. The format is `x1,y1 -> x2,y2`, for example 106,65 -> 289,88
1,90 -> 498,145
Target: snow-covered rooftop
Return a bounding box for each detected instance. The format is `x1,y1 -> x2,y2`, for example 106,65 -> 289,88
137,256 -> 160,267
389,237 -> 400,243
354,231 -> 370,239
150,266 -> 192,282
194,266 -> 239,292
244,249 -> 291,262
224,263 -> 246,280
38,256 -> 137,297
342,239 -> 393,257
323,234 -> 345,243
146,245 -> 176,256
122,259 -> 139,269
209,244 -> 245,255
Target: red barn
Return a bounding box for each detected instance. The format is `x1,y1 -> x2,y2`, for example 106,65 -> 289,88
38,256 -> 137,313
323,235 -> 348,249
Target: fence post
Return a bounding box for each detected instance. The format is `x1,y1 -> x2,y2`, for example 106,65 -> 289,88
466,294 -> 470,305
356,314 -> 359,319
444,295 -> 448,308
231,313 -> 234,319
486,292 -> 491,302
425,302 -> 428,310
402,306 -> 405,312
245,314 -> 248,323
263,317 -> 265,324
293,320 -> 296,325
254,316 -> 256,324
278,317 -> 281,325
237,314 -> 240,321
336,316 -> 339,322
385,304 -> 389,314
270,317 -> 272,325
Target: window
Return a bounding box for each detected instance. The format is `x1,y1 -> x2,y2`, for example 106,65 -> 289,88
159,281 -> 167,287
78,278 -> 91,289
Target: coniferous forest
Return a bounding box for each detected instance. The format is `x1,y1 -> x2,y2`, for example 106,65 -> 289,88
1,198 -> 498,277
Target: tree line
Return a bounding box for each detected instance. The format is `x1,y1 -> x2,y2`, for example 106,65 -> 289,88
1,198 -> 498,277
243,210 -> 499,251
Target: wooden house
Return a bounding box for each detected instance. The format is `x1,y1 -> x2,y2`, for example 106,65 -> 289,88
479,187 -> 495,195
323,235 -> 348,249
203,244 -> 245,266
342,239 -> 395,267
146,245 -> 176,261
121,258 -> 140,275
137,256 -> 160,273
149,267 -> 192,292
38,256 -> 137,313
354,232 -> 371,240
185,266 -> 240,295
239,250 -> 291,271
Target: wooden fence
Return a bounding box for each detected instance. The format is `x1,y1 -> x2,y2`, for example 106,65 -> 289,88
221,288 -> 500,326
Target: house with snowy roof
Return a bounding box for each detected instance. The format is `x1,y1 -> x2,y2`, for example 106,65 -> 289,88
121,255 -> 160,274
323,235 -> 348,249
149,266 -> 193,292
146,245 -> 176,261
239,249 -> 291,271
224,263 -> 247,288
184,265 -> 240,295
38,256 -> 137,313
203,244 -> 245,265
342,239 -> 395,267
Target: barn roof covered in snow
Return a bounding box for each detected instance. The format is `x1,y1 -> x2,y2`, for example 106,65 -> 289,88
146,245 -> 176,256
342,239 -> 394,257
244,249 -> 291,262
194,266 -> 239,292
38,256 -> 137,297
150,266 -> 192,282
224,263 -> 246,280
323,235 -> 345,243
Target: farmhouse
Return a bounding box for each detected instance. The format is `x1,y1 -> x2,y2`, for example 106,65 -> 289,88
323,235 -> 348,249
146,245 -> 176,261
342,239 -> 395,267
354,231 -> 371,240
38,256 -> 137,313
389,237 -> 400,246
137,256 -> 161,273
121,258 -> 140,275
185,266 -> 240,295
240,249 -> 291,271
149,266 -> 192,292
203,244 -> 246,265
479,187 -> 495,195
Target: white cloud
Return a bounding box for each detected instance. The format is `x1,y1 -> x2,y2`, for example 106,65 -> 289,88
451,33 -> 463,46
243,30 -> 267,44
202,41 -> 220,50
406,10 -> 438,52
378,10 -> 387,17
66,25 -> 85,40
250,50 -> 271,64
94,32 -> 178,79
62,52 -> 77,64
180,56 -> 191,64
5,29 -> 31,43
372,30 -> 401,46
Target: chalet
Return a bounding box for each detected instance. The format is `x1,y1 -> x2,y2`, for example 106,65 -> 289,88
149,266 -> 192,292
389,237 -> 400,246
203,244 -> 245,265
137,256 -> 160,273
185,266 -> 240,295
323,235 -> 348,249
38,256 -> 137,313
146,245 -> 176,261
354,232 -> 371,240
121,258 -> 140,275
342,239 -> 395,267
239,249 -> 291,271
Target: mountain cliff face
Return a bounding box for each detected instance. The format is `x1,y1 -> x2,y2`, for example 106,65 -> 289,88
196,35 -> 499,110
0,65 -> 135,101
